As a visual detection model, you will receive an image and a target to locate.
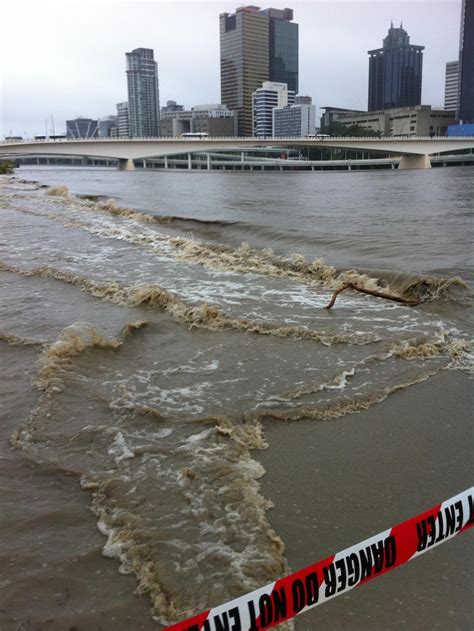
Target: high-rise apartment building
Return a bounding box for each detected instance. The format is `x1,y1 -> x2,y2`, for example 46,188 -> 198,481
126,48 -> 160,137
368,23 -> 424,111
252,81 -> 295,136
116,102 -> 130,138
459,0 -> 474,122
220,6 -> 298,136
444,61 -> 460,112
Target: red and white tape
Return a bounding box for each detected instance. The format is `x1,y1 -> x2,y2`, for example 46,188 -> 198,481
165,487 -> 473,631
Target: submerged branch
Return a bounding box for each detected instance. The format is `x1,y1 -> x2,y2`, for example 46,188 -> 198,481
324,283 -> 421,309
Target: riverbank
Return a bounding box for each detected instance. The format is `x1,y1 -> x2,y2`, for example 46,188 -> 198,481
259,370 -> 473,630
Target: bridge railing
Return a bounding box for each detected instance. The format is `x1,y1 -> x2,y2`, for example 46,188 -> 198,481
1,136 -> 473,145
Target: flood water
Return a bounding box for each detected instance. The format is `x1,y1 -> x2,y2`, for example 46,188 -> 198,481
1,166 -> 472,630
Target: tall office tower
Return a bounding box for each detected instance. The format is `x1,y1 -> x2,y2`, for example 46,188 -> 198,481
220,7 -> 269,136
116,102 -> 130,138
252,81 -> 295,136
261,8 -> 298,93
444,61 -> 459,111
459,0 -> 474,122
220,6 -> 298,136
126,48 -> 160,137
368,23 -> 424,111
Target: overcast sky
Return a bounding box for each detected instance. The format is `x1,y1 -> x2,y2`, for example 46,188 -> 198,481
0,0 -> 462,137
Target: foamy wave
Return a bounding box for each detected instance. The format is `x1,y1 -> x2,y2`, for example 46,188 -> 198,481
386,331 -> 473,372
36,320 -> 148,392
0,330 -> 45,348
1,261 -> 377,346
44,185 -> 71,198
77,420 -> 288,624
68,192 -> 471,305
402,276 -> 469,303
255,369 -> 441,423
35,188 -> 387,291
17,187 -> 471,308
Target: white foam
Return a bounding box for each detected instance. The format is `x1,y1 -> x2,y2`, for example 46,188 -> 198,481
108,432 -> 135,464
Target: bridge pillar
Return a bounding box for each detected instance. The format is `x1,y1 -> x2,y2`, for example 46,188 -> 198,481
118,158 -> 135,171
206,154 -> 211,170
187,153 -> 192,170
164,156 -> 168,169
398,154 -> 431,170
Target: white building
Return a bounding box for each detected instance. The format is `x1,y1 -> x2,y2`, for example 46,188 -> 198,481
273,103 -> 316,137
252,82 -> 295,137
116,102 -> 129,138
444,61 -> 459,112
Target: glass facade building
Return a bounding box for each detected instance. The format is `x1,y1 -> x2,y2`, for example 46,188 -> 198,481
220,7 -> 269,137
98,116 -> 118,138
66,118 -> 99,139
126,48 -> 160,138
368,24 -> 424,111
263,8 -> 298,93
220,6 -> 298,136
459,0 -> 474,122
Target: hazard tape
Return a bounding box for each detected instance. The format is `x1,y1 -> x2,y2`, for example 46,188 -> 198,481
165,487 -> 473,631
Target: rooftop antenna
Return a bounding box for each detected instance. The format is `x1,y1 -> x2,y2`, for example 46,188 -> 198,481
390,19 -> 393,28
400,21 -> 403,28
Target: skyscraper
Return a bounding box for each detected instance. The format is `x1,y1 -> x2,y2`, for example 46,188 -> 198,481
368,23 -> 424,111
459,0 -> 474,122
444,61 -> 459,112
262,8 -> 298,93
220,6 -> 298,136
126,48 -> 160,137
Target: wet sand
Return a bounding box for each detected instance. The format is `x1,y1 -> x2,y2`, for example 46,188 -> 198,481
259,370 -> 473,630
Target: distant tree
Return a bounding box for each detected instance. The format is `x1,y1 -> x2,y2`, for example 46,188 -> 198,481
322,121 -> 381,138
0,160 -> 15,174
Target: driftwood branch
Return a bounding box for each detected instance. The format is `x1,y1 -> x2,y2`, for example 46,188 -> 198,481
324,282 -> 421,310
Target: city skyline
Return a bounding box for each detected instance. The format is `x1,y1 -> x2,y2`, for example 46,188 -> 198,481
0,0 -> 462,137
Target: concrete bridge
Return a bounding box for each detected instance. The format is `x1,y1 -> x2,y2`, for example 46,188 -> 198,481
1,136 -> 473,170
